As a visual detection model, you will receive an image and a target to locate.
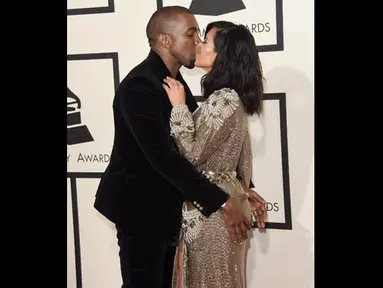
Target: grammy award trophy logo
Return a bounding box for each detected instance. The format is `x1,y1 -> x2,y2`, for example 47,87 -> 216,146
67,87 -> 94,145
189,0 -> 246,16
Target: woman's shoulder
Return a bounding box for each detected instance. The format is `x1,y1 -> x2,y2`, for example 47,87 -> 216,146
199,88 -> 242,120
208,87 -> 240,102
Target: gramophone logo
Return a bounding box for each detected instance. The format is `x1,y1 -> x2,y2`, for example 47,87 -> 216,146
67,87 -> 94,145
158,1 -> 283,52
189,0 -> 246,16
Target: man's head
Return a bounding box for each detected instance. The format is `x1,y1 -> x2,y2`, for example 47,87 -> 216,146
146,6 -> 200,69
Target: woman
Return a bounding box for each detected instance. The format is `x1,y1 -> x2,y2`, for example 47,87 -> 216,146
163,21 -> 265,288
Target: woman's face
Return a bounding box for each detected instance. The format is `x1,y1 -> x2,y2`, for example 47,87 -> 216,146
195,27 -> 217,72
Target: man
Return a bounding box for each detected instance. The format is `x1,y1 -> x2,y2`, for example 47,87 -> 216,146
94,6 -> 265,288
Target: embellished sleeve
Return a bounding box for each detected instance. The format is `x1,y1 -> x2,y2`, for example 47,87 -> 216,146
169,88 -> 240,165
237,131 -> 253,189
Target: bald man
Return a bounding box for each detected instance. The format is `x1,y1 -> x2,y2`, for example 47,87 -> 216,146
94,6 -> 254,288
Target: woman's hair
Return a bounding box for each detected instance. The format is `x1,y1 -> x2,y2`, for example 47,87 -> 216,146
201,21 -> 264,116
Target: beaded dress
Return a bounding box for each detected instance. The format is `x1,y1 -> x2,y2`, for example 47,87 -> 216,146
169,88 -> 253,288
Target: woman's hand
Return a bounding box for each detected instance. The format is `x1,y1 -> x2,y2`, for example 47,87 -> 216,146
162,76 -> 186,107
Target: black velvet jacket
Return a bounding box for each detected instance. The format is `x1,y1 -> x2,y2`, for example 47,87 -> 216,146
94,50 -> 232,238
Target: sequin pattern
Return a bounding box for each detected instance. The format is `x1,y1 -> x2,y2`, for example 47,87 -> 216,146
170,88 -> 253,288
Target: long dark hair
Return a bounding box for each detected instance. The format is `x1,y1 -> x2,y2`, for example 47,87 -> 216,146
201,21 -> 264,116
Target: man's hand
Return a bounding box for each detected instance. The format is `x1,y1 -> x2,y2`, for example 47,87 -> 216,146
222,194 -> 252,243
246,189 -> 267,233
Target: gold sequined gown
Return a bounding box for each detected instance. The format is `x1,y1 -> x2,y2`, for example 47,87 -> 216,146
169,88 -> 253,288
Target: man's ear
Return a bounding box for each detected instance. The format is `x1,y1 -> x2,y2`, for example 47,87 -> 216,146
159,34 -> 172,49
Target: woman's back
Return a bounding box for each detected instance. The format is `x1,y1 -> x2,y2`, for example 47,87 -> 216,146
192,88 -> 249,174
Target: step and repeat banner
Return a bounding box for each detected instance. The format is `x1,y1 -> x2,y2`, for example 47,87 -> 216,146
67,1 -> 314,287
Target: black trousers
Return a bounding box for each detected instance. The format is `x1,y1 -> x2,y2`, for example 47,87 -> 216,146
116,225 -> 178,288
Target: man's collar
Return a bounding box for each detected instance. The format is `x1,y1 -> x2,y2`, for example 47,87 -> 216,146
145,49 -> 181,80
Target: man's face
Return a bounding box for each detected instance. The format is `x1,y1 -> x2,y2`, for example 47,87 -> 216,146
169,13 -> 201,69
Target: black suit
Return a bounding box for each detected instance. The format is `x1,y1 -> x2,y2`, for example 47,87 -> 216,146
94,50 -> 229,287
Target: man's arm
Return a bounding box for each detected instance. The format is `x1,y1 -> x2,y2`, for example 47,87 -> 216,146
119,77 -> 229,217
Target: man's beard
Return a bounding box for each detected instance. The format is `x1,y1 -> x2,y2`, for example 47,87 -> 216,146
184,59 -> 196,69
